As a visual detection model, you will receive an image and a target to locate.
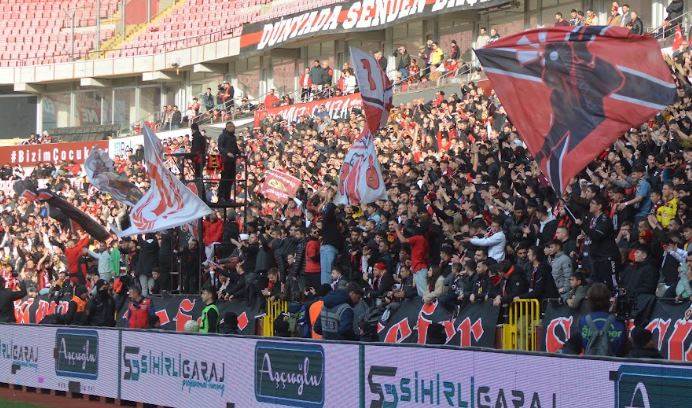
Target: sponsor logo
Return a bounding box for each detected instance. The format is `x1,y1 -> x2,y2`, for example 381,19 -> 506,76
612,365 -> 692,408
368,365 -> 556,408
0,338 -> 39,372
54,329 -> 99,380
122,345 -> 225,396
254,341 -> 325,408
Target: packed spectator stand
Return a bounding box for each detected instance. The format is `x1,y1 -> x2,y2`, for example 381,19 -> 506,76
0,30 -> 689,357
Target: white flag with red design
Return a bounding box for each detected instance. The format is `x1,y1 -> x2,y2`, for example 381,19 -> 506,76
350,47 -> 393,133
117,126 -> 211,237
334,128 -> 387,205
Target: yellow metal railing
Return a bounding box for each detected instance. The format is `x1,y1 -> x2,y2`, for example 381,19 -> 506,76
261,299 -> 288,337
502,299 -> 540,351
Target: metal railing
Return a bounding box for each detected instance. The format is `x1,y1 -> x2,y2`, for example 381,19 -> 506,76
646,11 -> 691,40
261,298 -> 288,336
502,299 -> 541,351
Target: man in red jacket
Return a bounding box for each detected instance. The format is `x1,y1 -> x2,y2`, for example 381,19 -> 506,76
127,286 -> 153,329
203,212 -> 224,262
304,228 -> 321,290
65,231 -> 91,285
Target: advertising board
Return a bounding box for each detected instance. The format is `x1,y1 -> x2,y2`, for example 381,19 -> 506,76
363,344 -> 692,407
119,333 -> 360,407
0,325 -> 118,397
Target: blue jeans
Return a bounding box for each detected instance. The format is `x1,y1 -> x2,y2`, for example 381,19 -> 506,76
320,244 -> 338,285
413,268 -> 428,298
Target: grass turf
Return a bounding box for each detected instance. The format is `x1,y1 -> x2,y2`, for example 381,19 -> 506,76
0,399 -> 46,408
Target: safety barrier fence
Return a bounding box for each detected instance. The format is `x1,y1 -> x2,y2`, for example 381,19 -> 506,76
260,298 -> 288,336
0,323 -> 689,408
502,299 -> 541,351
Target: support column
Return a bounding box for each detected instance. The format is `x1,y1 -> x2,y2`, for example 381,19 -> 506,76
36,96 -> 43,134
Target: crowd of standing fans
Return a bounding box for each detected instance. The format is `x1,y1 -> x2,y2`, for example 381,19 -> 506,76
0,40 -> 689,356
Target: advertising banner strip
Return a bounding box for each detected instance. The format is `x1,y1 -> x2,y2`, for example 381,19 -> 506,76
240,0 -> 511,52
1,323 -> 691,407
253,93 -> 362,127
0,140 -> 109,167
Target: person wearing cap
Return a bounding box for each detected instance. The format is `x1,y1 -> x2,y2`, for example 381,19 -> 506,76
0,277 -> 26,323
627,326 -> 663,359
617,164 -> 652,224
371,262 -> 394,302
315,282 -> 363,341
619,245 -> 658,318
56,284 -> 89,326
87,279 -> 116,327
198,286 -> 219,334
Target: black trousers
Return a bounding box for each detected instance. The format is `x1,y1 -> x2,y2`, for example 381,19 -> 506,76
591,257 -> 620,291
218,158 -> 236,201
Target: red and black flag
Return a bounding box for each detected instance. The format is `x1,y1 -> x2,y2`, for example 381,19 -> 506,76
13,181 -> 110,242
475,26 -> 677,193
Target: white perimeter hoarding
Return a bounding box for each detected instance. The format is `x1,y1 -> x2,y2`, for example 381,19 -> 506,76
363,344 -> 692,408
0,325 -> 118,398
119,331 -> 360,407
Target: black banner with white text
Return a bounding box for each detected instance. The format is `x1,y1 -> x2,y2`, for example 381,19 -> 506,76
240,0 -> 510,52
543,300 -> 691,361
377,298 -> 499,347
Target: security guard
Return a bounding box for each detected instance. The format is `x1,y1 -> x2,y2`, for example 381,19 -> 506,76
198,286 -> 219,333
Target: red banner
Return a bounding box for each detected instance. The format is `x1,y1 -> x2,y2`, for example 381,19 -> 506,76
253,93 -> 362,127
0,140 -> 109,167
260,169 -> 301,204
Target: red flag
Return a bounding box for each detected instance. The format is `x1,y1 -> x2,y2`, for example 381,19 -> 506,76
475,26 -> 677,193
672,25 -> 683,51
260,169 -> 301,204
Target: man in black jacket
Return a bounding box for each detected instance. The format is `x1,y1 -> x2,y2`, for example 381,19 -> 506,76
0,278 -> 26,323
518,246 -> 560,305
88,280 -> 116,327
581,195 -> 620,290
217,122 -> 240,203
620,245 -> 659,323
190,123 -> 207,180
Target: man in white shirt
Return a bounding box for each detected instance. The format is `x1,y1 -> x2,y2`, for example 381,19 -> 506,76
465,217 -> 506,262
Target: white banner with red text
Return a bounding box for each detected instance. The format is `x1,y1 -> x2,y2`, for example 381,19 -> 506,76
253,93 -> 362,127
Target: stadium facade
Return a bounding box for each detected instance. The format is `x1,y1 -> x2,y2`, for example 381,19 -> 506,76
0,0 -> 684,138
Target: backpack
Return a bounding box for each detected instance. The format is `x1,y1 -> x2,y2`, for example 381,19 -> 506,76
584,314 -> 615,356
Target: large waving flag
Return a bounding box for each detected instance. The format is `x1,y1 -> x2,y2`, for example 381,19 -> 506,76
474,26 -> 677,193
335,48 -> 391,205
335,128 -> 387,206
118,126 -> 211,237
350,47 -> 393,133
85,148 -> 143,206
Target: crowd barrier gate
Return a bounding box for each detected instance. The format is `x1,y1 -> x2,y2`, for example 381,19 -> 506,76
261,298 -> 288,336
503,298 -> 540,351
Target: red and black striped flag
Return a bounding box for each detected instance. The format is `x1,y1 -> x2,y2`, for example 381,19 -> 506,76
475,26 -> 677,193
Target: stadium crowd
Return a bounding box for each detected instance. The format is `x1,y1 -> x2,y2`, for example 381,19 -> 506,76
0,37 -> 689,357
